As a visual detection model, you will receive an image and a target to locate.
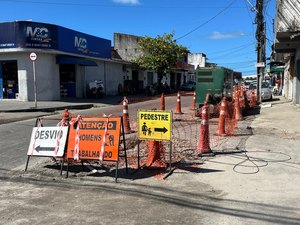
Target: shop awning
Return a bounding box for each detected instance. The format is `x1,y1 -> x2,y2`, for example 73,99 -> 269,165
270,66 -> 284,72
56,55 -> 98,66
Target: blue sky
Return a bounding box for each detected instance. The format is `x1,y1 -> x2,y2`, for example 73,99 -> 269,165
0,0 -> 276,76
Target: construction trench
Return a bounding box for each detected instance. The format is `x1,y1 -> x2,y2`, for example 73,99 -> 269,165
22,85 -> 259,180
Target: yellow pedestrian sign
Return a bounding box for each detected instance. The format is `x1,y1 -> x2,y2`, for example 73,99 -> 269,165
138,110 -> 172,141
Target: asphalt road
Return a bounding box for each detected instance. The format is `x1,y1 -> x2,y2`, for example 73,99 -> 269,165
0,95 -> 192,171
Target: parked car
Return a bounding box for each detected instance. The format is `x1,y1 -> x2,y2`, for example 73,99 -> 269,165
180,80 -> 196,91
247,81 -> 272,101
243,81 -> 252,90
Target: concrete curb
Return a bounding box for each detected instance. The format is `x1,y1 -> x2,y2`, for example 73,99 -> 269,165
0,104 -> 94,113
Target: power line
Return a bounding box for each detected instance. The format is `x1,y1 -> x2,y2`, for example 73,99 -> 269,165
244,0 -> 258,13
175,0 -> 238,41
243,0 -> 256,43
215,59 -> 256,65
209,43 -> 255,60
240,69 -> 257,74
0,0 -> 245,9
205,42 -> 254,55
229,64 -> 255,69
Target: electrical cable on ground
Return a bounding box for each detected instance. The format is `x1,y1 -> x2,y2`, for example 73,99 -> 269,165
207,150 -> 292,174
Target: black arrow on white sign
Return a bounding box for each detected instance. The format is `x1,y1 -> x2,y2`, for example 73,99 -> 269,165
154,127 -> 168,133
35,145 -> 55,152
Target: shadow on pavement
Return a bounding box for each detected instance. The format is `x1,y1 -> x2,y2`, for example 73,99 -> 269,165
44,160 -> 220,180
243,106 -> 261,116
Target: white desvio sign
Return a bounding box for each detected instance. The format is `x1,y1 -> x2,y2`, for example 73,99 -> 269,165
27,127 -> 69,157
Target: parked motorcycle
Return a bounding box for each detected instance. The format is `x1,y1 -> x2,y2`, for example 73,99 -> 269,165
87,80 -> 104,98
145,82 -> 171,96
272,83 -> 281,96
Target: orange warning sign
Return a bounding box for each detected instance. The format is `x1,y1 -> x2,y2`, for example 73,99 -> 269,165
66,117 -> 121,161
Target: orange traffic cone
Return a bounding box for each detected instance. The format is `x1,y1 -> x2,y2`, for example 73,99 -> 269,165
175,92 -> 183,114
191,91 -> 196,110
122,96 -> 132,133
243,87 -> 250,109
227,100 -> 234,119
160,93 -> 165,110
234,90 -> 243,121
57,108 -> 71,126
146,140 -> 166,168
232,86 -> 237,100
239,86 -> 245,109
216,97 -> 227,136
197,102 -> 213,156
251,89 -> 257,107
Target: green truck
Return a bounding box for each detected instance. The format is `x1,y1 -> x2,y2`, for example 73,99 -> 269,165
195,66 -> 234,107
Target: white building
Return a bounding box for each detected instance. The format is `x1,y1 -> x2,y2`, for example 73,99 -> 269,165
188,53 -> 206,69
187,53 -> 207,82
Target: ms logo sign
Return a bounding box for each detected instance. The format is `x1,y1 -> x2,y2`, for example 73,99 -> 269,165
75,36 -> 87,51
26,26 -> 50,41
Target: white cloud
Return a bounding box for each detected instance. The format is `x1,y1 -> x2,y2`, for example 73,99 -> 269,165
209,31 -> 246,39
113,0 -> 140,5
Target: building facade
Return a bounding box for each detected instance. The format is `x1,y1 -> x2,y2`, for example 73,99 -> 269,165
0,21 -> 128,101
273,0 -> 300,104
113,33 -> 194,91
188,53 -> 206,69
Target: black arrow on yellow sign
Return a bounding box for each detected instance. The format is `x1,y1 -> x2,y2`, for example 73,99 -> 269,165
154,127 -> 168,133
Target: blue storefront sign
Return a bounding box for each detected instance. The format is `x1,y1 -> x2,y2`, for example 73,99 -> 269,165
17,21 -> 58,49
0,63 -> 2,99
57,26 -> 111,59
0,22 -> 17,49
0,21 -> 111,59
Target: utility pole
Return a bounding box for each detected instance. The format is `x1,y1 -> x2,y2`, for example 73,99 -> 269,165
255,0 -> 265,104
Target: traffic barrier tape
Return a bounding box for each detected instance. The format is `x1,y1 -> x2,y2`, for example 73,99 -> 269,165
69,115 -> 82,160
53,123 -> 64,156
29,118 -> 43,156
99,116 -> 109,161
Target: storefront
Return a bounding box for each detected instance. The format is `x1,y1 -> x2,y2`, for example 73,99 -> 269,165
0,21 -> 126,101
0,60 -> 18,98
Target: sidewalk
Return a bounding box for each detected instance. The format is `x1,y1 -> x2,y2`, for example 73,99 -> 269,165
253,98 -> 300,135
0,95 -> 123,124
0,93 -> 174,124
0,91 -> 192,113
0,96 -> 123,112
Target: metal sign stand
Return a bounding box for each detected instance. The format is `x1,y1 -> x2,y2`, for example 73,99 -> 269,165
135,110 -> 174,179
29,52 -> 38,108
25,117 -> 69,176
120,116 -> 128,174
135,140 -> 174,179
64,116 -> 128,183
114,117 -> 128,182
24,118 -> 43,172
163,141 -> 175,180
59,158 -> 65,176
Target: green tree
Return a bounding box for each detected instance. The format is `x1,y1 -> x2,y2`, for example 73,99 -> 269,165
132,33 -> 189,84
